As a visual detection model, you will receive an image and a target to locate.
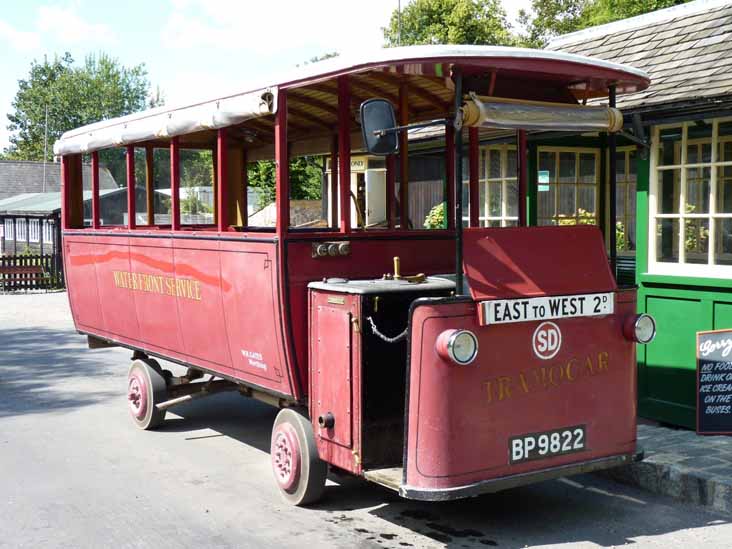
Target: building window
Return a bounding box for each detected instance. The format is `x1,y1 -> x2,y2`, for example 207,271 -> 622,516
462,145 -> 518,227
28,219 -> 40,243
538,148 -> 599,226
16,218 -> 27,242
615,147 -> 637,254
3,219 -> 13,241
649,118 -> 732,276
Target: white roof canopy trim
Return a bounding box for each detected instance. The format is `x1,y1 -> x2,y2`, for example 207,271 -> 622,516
53,88 -> 277,156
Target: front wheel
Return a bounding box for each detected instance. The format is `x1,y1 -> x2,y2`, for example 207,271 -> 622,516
271,408 -> 327,505
127,359 -> 167,430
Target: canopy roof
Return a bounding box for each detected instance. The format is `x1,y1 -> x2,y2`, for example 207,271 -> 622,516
54,45 -> 650,157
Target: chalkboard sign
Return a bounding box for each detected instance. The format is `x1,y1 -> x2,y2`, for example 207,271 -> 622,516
697,330 -> 732,435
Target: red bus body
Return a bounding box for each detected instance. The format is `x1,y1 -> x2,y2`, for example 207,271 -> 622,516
57,46 -> 651,503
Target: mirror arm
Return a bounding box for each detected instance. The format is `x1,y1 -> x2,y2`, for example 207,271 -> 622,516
375,118 -> 451,137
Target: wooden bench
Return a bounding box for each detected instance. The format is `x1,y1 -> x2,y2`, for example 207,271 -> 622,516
0,265 -> 47,291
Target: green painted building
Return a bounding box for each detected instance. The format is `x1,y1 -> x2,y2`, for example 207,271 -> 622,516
547,0 -> 732,428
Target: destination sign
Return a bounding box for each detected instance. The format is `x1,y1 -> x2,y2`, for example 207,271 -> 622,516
697,329 -> 732,435
479,292 -> 614,325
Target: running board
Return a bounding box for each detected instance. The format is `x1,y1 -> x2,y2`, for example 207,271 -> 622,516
363,467 -> 403,491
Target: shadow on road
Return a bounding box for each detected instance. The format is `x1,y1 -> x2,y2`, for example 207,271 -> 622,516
164,392 -> 729,549
0,327 -> 119,417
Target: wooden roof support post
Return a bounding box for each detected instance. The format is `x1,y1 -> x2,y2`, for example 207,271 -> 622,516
386,154 -> 396,229
469,127 -> 480,227
445,124 -> 455,230
330,134 -> 339,229
399,82 -> 409,229
91,151 -> 100,229
517,130 -> 528,227
217,128 -> 228,232
126,145 -> 136,230
337,76 -> 351,233
241,148 -> 249,227
608,84 -> 617,278
170,137 -> 181,231
145,146 -> 154,225
276,89 -> 290,234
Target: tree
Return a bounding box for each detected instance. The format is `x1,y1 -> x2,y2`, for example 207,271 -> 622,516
383,0 -> 515,47
4,52 -> 155,160
519,0 -> 691,47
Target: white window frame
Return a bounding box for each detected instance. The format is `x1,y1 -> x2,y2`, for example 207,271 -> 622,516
648,118 -> 732,278
463,145 -> 517,227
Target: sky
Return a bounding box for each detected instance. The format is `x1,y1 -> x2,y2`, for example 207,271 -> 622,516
0,0 -> 533,151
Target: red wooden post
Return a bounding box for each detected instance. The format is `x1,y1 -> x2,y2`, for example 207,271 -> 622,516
91,151 -> 100,229
469,127 -> 480,227
330,134 -> 338,228
170,137 -> 181,231
386,154 -> 396,229
61,156 -> 70,230
242,148 -> 249,227
145,146 -> 154,225
445,124 -> 455,230
275,90 -> 289,234
399,82 -> 409,229
518,129 -> 528,227
126,145 -> 136,230
217,128 -> 228,232
337,76 -> 351,233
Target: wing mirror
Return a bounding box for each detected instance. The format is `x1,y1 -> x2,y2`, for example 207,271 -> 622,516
360,99 -> 399,155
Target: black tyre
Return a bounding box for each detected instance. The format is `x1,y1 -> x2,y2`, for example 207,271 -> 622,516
127,359 -> 167,430
271,408 -> 327,505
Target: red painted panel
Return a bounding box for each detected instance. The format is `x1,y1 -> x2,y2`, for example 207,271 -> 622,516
405,292 -> 637,490
220,247 -> 289,390
172,239 -> 232,369
63,239 -> 103,330
463,226 -> 616,300
309,290 -> 361,473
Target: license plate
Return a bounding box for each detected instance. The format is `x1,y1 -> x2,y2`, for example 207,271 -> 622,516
509,425 -> 586,464
480,292 -> 613,325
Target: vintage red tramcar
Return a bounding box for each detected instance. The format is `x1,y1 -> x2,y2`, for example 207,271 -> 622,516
56,45 -> 656,505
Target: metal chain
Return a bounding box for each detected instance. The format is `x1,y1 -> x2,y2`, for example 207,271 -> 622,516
366,316 -> 407,343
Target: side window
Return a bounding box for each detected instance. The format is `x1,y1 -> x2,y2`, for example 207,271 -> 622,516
289,153 -> 330,230
538,149 -> 599,226
179,149 -> 214,227
247,142 -> 277,229
97,148 -> 128,226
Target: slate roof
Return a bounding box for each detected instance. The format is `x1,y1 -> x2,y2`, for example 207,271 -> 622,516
547,0 -> 732,111
0,160 -> 118,201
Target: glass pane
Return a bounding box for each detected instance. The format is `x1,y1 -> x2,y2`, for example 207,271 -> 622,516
479,182 -> 487,225
717,177 -> 732,213
615,151 -> 625,178
688,119 -> 713,143
488,149 -> 501,179
719,120 -> 732,140
687,166 -> 710,214
579,153 -> 596,184
480,149 -> 487,181
505,219 -> 518,227
559,184 -> 575,216
628,150 -> 637,179
715,219 -> 732,265
538,185 -> 555,225
687,144 -> 698,165
506,180 -> 518,217
559,152 -> 575,184
488,220 -> 501,228
684,218 -> 709,264
539,151 -> 555,180
488,182 -> 502,217
97,148 -> 127,226
578,186 -> 595,218
506,149 -> 517,178
657,168 -> 680,214
153,148 -> 171,225
134,148 -> 148,225
628,182 -> 637,251
658,127 -> 681,166
248,143 -> 276,228
656,218 -> 679,263
616,184 -> 626,219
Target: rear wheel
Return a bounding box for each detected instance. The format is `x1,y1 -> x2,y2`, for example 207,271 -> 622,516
271,408 -> 327,506
127,359 -> 167,430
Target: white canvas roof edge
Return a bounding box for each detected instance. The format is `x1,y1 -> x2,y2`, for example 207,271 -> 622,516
53,45 -> 649,157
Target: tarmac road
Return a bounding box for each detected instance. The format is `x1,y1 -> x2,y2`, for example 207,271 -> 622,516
1,292 -> 731,549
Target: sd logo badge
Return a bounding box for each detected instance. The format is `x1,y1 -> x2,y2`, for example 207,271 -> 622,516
533,321 -> 562,360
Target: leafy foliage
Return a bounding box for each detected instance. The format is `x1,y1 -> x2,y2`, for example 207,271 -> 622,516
247,157 -> 325,211
383,0 -> 514,46
519,0 -> 691,47
4,52 -> 154,160
424,201 -> 447,229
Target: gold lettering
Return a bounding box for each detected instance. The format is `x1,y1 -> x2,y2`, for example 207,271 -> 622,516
484,381 -> 494,403
498,376 -> 513,401
565,359 -> 577,381
585,355 -> 595,375
598,352 -> 609,371
518,372 -> 530,393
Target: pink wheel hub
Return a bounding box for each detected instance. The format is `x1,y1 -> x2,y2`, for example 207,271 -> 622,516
127,370 -> 148,420
272,423 -> 301,491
